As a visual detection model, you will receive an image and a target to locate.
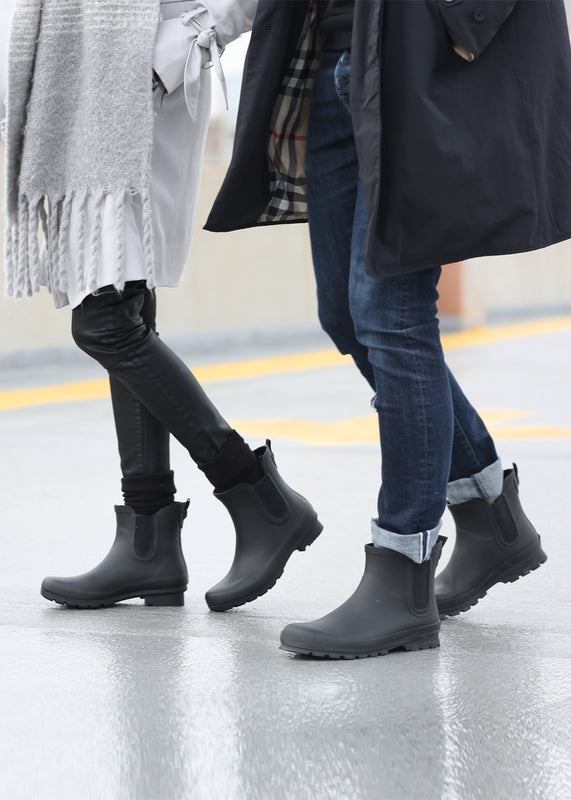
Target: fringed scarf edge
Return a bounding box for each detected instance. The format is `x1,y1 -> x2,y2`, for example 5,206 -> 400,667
4,187 -> 156,301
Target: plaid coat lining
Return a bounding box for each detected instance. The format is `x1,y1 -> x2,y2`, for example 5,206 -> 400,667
257,5 -> 324,224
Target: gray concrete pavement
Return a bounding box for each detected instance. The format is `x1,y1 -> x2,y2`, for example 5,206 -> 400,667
0,320 -> 570,800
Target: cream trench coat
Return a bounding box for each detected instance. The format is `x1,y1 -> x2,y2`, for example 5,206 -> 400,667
49,0 -> 257,309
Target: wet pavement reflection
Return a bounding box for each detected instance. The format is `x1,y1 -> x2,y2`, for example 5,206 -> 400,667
1,327 -> 570,799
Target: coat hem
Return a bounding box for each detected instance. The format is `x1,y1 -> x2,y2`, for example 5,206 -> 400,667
365,229 -> 571,279
204,216 -> 307,234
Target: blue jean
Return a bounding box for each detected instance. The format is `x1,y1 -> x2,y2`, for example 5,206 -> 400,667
306,50 -> 501,560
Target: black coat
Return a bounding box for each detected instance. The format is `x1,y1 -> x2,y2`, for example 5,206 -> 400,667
207,0 -> 571,277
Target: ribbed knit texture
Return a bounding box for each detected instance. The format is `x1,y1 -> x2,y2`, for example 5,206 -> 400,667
122,470 -> 177,515
4,0 -> 159,299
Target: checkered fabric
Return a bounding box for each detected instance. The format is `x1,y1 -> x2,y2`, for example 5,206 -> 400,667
257,5 -> 323,224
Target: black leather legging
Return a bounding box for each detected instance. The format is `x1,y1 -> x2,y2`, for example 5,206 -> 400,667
71,281 -> 232,478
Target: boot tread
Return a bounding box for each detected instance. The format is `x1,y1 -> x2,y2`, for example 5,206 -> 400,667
279,633 -> 440,660
41,584 -> 187,609
438,541 -> 546,618
206,518 -> 323,612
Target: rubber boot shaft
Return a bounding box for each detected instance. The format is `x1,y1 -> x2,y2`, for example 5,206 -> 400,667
41,501 -> 189,608
280,537 -> 445,659
205,441 -> 322,611
436,465 -> 547,617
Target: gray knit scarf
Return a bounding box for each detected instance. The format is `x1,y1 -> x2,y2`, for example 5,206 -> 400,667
4,0 -> 159,299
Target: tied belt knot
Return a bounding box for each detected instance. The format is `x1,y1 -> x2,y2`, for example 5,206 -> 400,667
181,6 -> 228,120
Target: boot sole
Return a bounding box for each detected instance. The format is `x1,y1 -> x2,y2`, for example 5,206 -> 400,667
279,623 -> 440,660
41,585 -> 187,609
438,536 -> 547,619
206,518 -> 323,612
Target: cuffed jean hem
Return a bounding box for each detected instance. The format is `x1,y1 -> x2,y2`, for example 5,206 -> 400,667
371,519 -> 442,563
447,458 -> 503,506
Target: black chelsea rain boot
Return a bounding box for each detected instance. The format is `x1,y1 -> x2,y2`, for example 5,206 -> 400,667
435,464 -> 547,617
205,442 -> 323,611
41,501 -> 189,608
279,537 -> 445,659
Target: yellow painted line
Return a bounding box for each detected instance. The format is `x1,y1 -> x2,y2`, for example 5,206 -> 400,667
231,411 -> 571,446
191,347 -> 347,382
441,315 -> 571,350
0,348 -> 348,412
0,379 -> 111,411
1,316 -> 571,412
476,409 -> 532,425
487,426 -> 571,440
231,416 -> 380,447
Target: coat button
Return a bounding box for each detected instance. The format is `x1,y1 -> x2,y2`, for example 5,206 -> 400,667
473,8 -> 487,21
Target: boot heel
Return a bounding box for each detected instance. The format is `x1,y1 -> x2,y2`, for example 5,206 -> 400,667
502,537 -> 547,584
297,519 -> 324,552
144,590 -> 185,607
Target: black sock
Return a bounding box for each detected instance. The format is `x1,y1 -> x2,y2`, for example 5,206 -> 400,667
201,430 -> 263,492
121,470 -> 177,515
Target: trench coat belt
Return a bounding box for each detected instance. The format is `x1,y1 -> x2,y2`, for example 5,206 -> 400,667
180,6 -> 228,120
